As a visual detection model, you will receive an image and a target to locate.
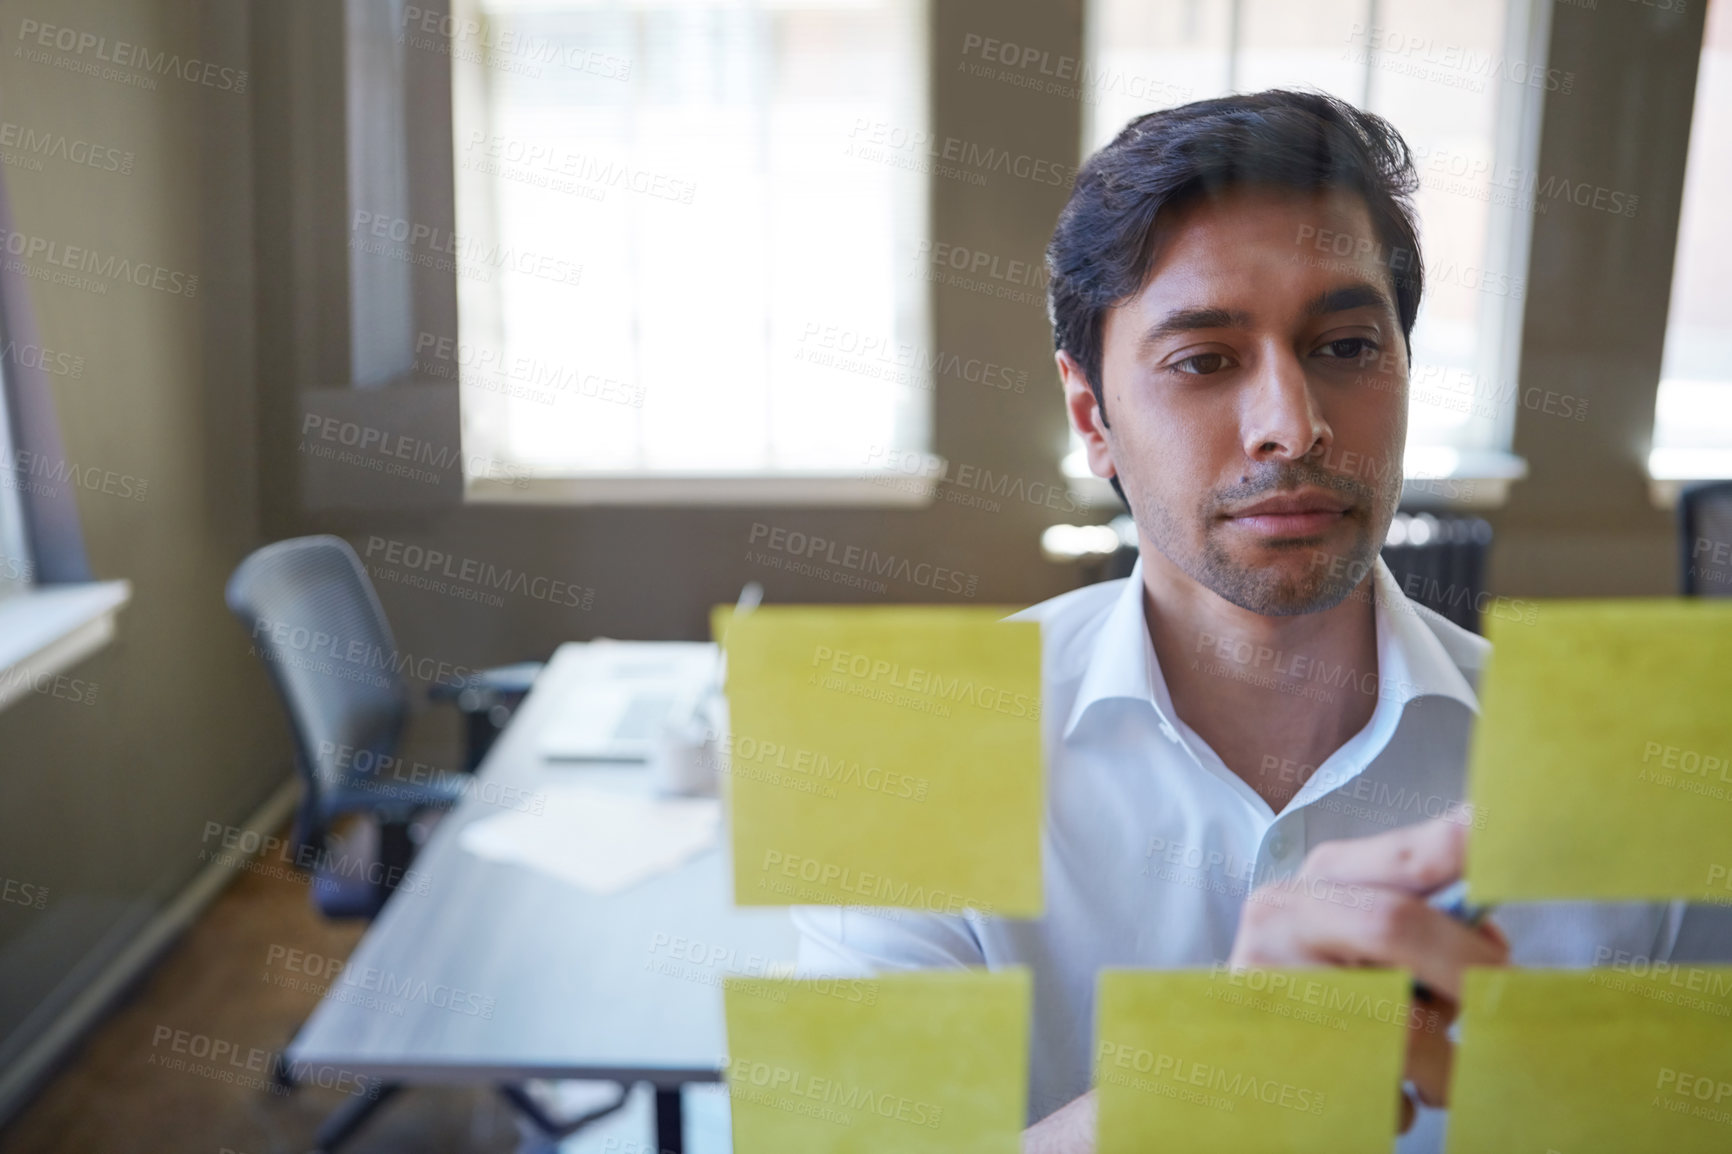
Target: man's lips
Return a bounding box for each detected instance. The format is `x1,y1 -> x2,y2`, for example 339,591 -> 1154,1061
1221,490 -> 1353,538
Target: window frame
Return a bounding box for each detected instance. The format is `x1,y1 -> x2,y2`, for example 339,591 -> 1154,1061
451,0 -> 941,506
0,353 -> 35,597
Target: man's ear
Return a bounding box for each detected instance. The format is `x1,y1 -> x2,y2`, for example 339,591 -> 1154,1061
1057,349 -> 1117,484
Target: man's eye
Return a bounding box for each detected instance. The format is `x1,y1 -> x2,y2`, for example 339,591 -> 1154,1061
1317,337 -> 1378,361
1172,353 -> 1230,375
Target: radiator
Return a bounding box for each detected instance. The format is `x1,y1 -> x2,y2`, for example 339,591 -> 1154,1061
1379,513 -> 1494,634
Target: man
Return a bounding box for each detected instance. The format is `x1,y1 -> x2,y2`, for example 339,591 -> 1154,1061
794,91 -> 1731,1152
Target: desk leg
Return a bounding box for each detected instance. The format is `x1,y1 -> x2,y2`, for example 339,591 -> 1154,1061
313,1082 -> 400,1152
654,1085 -> 683,1154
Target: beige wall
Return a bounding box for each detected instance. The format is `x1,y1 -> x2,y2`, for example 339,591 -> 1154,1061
0,0 -> 284,1078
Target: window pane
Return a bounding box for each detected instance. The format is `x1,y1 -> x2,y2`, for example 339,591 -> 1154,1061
1084,0 -> 1230,145
1082,0 -> 1545,467
1372,0 -> 1516,455
1652,0 -> 1732,479
1238,0 -> 1367,97
456,0 -> 928,478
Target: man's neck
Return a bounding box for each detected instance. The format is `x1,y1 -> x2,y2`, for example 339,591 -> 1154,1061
1139,547 -> 1381,814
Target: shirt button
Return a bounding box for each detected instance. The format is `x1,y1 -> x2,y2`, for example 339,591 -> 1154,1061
1269,835 -> 1289,857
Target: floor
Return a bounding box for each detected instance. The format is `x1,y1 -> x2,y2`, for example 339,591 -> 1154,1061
0,830 -> 729,1154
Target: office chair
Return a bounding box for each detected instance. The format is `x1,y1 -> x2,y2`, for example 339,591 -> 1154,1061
1679,480 -> 1732,596
229,538 -> 623,1152
226,534 -> 536,918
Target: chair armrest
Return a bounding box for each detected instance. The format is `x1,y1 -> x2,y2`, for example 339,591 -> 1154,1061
320,774 -> 469,824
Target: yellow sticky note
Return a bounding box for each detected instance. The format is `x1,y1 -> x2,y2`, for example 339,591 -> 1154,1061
1094,968 -> 1409,1154
1465,600 -> 1732,903
1448,967 -> 1732,1154
723,969 -> 1030,1154
719,606 -> 1043,916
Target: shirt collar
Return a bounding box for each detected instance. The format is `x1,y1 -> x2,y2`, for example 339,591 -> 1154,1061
1062,553 -> 1479,742
1365,556 -> 1480,713
1062,556 -> 1160,741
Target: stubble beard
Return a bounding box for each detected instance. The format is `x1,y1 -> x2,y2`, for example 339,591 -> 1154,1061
1131,459 -> 1392,617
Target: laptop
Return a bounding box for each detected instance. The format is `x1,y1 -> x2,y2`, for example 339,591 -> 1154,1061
536,640 -> 719,762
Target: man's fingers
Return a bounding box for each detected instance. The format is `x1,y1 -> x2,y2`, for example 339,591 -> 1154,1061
1329,892 -> 1505,1000
1301,816 -> 1469,894
1243,887 -> 1507,999
1226,816 -> 1491,1140
1405,1018 -> 1453,1108
1412,989 -> 1459,1034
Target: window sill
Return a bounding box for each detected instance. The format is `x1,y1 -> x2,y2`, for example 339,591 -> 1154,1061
1647,448 -> 1732,509
464,472 -> 939,507
0,580 -> 131,714
1398,448 -> 1528,510
1060,449 -> 1529,512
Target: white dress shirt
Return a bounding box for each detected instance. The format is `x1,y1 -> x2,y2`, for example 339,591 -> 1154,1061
792,556 -> 1732,1152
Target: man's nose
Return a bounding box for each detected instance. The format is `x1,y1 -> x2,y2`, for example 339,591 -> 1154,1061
1242,350 -> 1330,463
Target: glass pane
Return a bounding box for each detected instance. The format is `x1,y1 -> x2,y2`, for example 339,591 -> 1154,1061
1084,0 -> 1232,152
1080,0 -> 1539,469
458,0 -> 927,477
1652,0 -> 1732,479
1374,0 -> 1512,456
1238,0 -> 1368,98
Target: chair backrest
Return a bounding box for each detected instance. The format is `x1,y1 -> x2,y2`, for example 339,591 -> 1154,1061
1680,481 -> 1732,596
225,536 -> 410,802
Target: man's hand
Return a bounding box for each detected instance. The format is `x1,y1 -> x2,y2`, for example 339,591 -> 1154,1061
1023,1090 -> 1096,1154
1228,816 -> 1509,1131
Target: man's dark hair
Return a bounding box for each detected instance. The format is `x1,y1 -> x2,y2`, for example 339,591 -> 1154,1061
1046,89 -> 1424,504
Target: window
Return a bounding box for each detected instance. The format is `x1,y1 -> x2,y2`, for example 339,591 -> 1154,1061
451,0 -> 929,495
1072,0 -> 1551,496
1650,0 -> 1732,487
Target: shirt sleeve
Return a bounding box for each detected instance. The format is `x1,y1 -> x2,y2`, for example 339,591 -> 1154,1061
790,905 -> 988,977
1670,902 -> 1732,961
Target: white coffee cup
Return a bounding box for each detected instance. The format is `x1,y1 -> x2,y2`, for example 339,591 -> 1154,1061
648,696 -> 722,797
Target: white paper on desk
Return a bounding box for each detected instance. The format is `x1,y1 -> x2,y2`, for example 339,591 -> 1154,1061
457,783 -> 720,896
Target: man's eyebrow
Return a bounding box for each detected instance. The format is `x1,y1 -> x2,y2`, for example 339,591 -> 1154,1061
1136,306 -> 1254,352
1302,282 -> 1396,320
1135,283 -> 1395,354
